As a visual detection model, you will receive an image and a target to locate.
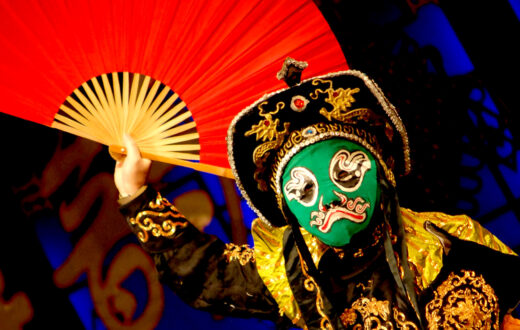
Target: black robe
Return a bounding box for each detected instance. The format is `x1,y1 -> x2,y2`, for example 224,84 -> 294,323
120,186 -> 520,329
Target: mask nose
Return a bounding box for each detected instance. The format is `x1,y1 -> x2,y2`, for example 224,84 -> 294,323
319,190 -> 346,211
329,199 -> 342,208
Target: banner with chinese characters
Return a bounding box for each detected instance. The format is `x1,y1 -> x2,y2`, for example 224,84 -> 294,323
0,115 -> 269,329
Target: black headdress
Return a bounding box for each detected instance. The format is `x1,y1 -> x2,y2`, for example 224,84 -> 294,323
227,58 -> 411,228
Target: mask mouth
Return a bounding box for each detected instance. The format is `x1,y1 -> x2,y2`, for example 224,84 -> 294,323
309,193 -> 370,232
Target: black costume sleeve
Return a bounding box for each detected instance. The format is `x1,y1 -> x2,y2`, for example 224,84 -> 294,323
422,222 -> 520,324
119,186 -> 284,322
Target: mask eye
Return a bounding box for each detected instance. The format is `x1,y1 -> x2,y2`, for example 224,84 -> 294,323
336,170 -> 353,180
284,167 -> 318,206
330,150 -> 371,192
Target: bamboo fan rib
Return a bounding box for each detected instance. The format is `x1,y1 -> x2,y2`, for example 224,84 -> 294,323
52,72 -> 202,164
0,0 -> 348,179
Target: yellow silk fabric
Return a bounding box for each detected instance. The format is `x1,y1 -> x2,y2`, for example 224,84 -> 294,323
401,207 -> 516,290
502,314 -> 520,329
252,208 -> 516,324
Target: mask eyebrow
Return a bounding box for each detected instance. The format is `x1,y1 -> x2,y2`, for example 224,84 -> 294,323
283,166 -> 318,206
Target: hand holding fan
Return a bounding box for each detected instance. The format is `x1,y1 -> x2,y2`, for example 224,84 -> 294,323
0,0 -> 347,178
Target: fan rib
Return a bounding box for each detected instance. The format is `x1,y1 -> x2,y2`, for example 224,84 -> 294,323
51,121 -> 99,144
151,151 -> 199,161
125,73 -> 141,135
147,86 -> 175,123
139,120 -> 197,143
127,74 -> 152,134
63,96 -> 100,127
154,144 -> 200,152
111,73 -> 123,140
100,74 -> 121,138
156,109 -> 192,133
56,104 -> 90,127
52,114 -> 88,135
149,92 -> 179,125
143,151 -> 232,178
64,92 -> 111,141
1,0 -> 348,178
79,82 -> 118,140
137,101 -> 187,141
55,72 -> 203,164
158,119 -> 196,139
156,132 -> 199,145
122,72 -> 130,136
108,145 -> 231,179
91,76 -> 119,139
129,80 -> 163,139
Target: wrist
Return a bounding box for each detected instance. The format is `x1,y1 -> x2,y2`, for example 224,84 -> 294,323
118,184 -> 144,198
118,185 -> 148,205
119,192 -> 133,199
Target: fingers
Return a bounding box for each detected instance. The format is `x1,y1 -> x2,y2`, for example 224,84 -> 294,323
113,135 -> 152,197
142,158 -> 152,168
123,133 -> 141,163
114,161 -> 123,192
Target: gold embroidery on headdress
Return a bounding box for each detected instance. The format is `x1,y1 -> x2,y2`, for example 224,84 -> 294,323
270,122 -> 396,209
425,270 -> 499,329
311,78 -> 396,144
310,78 -> 368,122
245,101 -> 290,191
245,101 -> 287,141
271,123 -> 380,178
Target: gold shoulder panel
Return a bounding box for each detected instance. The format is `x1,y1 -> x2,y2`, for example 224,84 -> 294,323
252,219 -> 301,325
253,209 -> 514,322
502,314 -> 520,330
401,208 -> 516,290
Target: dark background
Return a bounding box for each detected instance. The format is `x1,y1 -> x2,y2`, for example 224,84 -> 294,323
1,0 -> 519,328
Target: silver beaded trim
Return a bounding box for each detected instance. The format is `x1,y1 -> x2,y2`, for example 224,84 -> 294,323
227,80 -> 301,226
273,131 -> 395,200
226,70 -> 410,226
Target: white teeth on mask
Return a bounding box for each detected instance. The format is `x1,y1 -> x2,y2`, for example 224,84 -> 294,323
310,210 -> 325,227
310,196 -> 326,227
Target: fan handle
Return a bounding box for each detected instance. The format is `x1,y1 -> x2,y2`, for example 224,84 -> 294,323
109,145 -> 235,180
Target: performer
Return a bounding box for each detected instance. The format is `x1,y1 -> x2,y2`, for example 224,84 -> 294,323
114,60 -> 520,329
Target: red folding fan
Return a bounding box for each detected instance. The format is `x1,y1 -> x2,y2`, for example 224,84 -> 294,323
0,0 -> 347,178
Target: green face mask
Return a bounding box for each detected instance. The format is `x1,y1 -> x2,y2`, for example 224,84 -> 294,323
282,138 -> 380,247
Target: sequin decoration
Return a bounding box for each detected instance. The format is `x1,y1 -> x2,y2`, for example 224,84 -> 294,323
309,79 -> 368,122
302,126 -> 318,138
340,297 -> 419,329
290,95 -> 309,112
245,101 -> 290,191
223,243 -> 256,265
425,270 -> 499,329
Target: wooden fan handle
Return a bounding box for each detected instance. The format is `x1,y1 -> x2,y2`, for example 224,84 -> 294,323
109,145 -> 235,180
